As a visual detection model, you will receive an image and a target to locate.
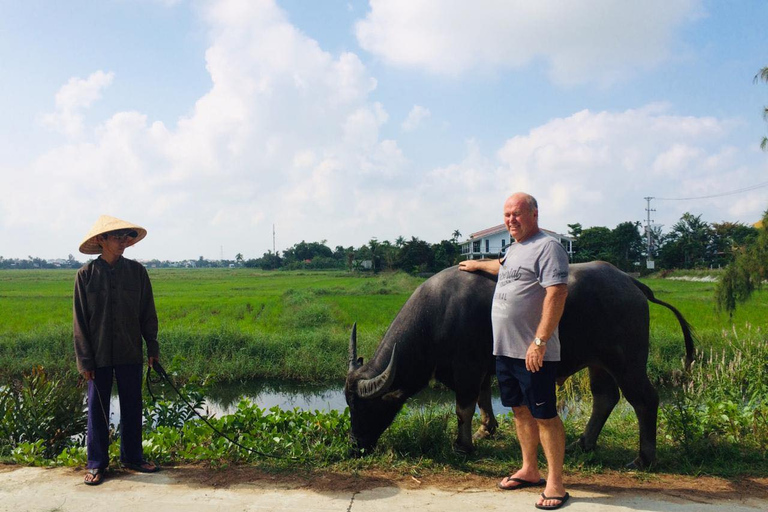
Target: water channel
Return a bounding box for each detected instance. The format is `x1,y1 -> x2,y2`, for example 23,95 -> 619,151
106,379 -> 508,426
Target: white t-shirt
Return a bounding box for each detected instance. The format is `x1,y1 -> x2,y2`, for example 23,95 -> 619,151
491,230 -> 570,361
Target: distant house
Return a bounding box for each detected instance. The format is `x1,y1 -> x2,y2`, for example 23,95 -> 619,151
460,224 -> 574,261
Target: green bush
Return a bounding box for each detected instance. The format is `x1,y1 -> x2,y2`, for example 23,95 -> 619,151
0,366 -> 86,458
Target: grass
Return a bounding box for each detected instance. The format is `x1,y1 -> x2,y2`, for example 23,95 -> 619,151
1,268 -> 766,385
0,268 -> 422,382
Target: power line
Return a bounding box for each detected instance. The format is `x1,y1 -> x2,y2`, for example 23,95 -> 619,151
655,180 -> 768,201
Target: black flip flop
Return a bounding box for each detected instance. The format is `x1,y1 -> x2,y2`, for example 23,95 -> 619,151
497,477 -> 546,490
84,468 -> 105,486
535,492 -> 570,510
123,461 -> 160,473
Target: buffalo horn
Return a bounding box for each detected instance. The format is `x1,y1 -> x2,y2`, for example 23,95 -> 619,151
348,323 -> 361,373
356,345 -> 397,399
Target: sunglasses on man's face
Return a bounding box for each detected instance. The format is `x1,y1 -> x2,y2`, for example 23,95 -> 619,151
104,229 -> 138,241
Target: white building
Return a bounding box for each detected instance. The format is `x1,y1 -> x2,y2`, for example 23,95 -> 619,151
460,224 -> 574,261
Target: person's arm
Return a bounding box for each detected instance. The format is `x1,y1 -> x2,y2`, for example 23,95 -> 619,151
458,259 -> 501,275
525,283 -> 568,372
73,270 -> 95,380
139,268 -> 160,367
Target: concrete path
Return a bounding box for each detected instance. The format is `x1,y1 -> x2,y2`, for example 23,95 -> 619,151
0,466 -> 765,512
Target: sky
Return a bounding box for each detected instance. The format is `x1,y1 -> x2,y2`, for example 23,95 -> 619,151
1,0 -> 767,261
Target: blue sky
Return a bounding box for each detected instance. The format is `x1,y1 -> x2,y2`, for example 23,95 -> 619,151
1,0 -> 766,260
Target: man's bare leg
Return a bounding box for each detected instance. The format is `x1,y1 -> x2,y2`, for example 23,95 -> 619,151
498,406 -> 544,488
536,416 -> 567,508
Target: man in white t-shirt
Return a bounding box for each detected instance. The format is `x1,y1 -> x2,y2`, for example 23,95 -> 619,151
460,192 -> 570,511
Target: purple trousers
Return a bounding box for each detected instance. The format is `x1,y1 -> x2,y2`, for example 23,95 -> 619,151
86,364 -> 145,469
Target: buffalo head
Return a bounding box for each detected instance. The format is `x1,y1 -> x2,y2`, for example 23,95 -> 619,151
344,323 -> 403,456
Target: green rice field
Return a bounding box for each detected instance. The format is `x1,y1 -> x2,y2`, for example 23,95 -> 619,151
0,268 -> 766,383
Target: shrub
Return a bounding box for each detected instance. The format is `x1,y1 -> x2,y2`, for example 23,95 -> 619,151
0,366 -> 86,458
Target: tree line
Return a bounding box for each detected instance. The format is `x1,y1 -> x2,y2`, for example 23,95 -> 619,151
242,234 -> 463,275
568,212 -> 759,273
2,211 -> 762,277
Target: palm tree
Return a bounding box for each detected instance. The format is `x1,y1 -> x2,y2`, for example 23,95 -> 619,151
756,67 -> 768,150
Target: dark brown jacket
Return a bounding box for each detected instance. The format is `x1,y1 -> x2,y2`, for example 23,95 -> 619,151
73,256 -> 159,372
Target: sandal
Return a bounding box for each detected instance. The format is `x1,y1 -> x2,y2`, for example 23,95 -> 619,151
123,460 -> 160,473
497,477 -> 546,490
84,468 -> 105,486
535,492 -> 570,510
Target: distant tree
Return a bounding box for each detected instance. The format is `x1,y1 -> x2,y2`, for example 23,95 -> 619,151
610,221 -> 643,271
395,236 -> 405,248
397,237 -> 433,274
451,229 -> 462,243
378,240 -> 398,271
756,66 -> 768,150
346,247 -> 355,272
257,250 -> 283,270
658,213 -> 713,269
716,209 -> 768,316
432,239 -> 461,271
710,221 -> 758,268
282,240 -> 333,264
572,226 -> 613,263
567,223 -> 583,239
235,253 -> 244,265
368,238 -> 381,273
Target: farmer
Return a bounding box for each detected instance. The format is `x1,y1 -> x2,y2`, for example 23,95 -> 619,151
459,192 -> 570,510
73,215 -> 160,485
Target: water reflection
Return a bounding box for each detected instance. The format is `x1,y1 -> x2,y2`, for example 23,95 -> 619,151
105,379 -> 515,426
203,379 -> 506,417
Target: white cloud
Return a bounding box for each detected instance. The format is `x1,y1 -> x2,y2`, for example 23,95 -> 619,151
3,0 -> 765,261
355,0 -> 702,84
40,71 -> 114,137
401,105 -> 430,132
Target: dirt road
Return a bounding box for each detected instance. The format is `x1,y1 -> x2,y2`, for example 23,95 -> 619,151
1,465 -> 766,512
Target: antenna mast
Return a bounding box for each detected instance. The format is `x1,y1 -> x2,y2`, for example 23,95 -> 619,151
644,197 -> 655,269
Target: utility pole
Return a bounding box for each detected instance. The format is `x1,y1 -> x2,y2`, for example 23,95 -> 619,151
644,197 -> 655,269
272,224 -> 276,254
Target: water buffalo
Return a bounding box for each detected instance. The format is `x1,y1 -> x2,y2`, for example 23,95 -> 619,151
344,261 -> 695,468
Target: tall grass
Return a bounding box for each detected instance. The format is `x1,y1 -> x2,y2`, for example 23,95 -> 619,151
0,269 -> 422,382
1,269 -> 766,387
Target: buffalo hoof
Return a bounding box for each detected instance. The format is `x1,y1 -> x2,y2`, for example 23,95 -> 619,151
626,457 -> 654,470
452,442 -> 474,455
472,426 -> 495,441
566,437 -> 592,454
347,447 -> 371,458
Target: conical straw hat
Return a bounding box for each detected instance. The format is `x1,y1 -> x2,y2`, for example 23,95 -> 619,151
79,215 -> 147,255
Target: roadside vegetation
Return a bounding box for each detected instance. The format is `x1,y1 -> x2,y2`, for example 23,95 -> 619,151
1,268 -> 766,478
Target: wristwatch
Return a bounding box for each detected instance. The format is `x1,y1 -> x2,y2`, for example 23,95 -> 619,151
534,337 -> 547,347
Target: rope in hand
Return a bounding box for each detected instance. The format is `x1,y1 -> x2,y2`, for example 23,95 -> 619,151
145,360 -> 298,460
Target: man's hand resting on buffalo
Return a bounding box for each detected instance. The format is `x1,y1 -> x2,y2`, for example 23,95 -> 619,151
458,259 -> 501,275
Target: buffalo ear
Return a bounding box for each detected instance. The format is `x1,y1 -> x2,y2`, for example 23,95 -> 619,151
382,390 -> 404,402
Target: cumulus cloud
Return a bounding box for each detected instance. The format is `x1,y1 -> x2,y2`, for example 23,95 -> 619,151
3,0 -> 763,261
401,105 -> 430,132
40,71 -> 114,137
3,0 -> 406,259
355,0 -> 702,84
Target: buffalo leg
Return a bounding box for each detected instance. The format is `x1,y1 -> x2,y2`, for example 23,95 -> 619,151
473,373 -> 498,440
572,366 -> 620,453
454,398 -> 477,453
615,370 -> 659,469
